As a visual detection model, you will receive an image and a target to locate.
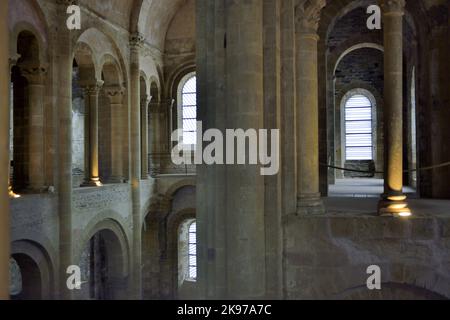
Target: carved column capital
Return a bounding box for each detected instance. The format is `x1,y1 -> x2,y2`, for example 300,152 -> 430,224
8,54 -> 21,72
130,32 -> 145,53
105,85 -> 125,104
140,95 -> 151,108
295,0 -> 326,37
82,80 -> 104,96
379,0 -> 406,16
19,64 -> 48,85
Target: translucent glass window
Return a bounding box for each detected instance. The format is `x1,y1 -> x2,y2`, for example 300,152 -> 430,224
181,76 -> 197,146
345,95 -> 373,160
188,221 -> 197,280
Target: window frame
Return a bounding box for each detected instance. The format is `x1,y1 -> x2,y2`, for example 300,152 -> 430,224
343,93 -> 375,161
187,221 -> 197,282
177,72 -> 197,151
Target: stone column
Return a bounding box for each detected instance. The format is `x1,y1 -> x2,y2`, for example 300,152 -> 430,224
0,0 -> 10,300
378,0 -> 411,217
55,0 -> 75,300
295,0 -> 326,215
140,95 -> 150,179
129,32 -> 143,299
82,81 -> 104,187
20,65 -> 47,192
162,99 -> 175,154
225,0 -> 266,299
106,86 -> 125,183
149,100 -> 161,176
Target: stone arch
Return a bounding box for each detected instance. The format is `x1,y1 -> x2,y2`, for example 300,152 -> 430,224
8,0 -> 48,63
100,54 -> 123,87
132,0 -> 186,49
333,43 -> 384,75
73,42 -> 97,84
74,28 -> 128,85
166,208 -> 196,299
10,240 -> 54,300
10,22 -> 47,65
142,183 -> 196,299
150,77 -> 161,102
167,62 -> 196,100
164,179 -> 196,200
75,218 -> 130,300
76,217 -> 130,275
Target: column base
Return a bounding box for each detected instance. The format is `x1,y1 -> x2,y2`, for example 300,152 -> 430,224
8,186 -> 21,199
296,193 -> 325,215
81,178 -> 103,187
378,194 -> 412,217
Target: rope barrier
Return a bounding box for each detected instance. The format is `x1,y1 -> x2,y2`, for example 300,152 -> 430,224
321,161 -> 450,174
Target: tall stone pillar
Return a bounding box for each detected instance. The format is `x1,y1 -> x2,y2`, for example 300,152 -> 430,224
149,100 -> 161,176
428,3 -> 450,198
140,95 -> 150,179
281,0 -> 297,216
106,86 -> 125,183
295,0 -> 326,215
82,81 -> 104,187
0,0 -> 10,300
55,0 -> 75,300
129,33 -> 143,299
378,0 -> 411,217
225,0 -> 266,299
20,65 -> 47,192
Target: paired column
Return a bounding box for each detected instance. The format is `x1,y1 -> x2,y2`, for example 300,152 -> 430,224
20,65 -> 47,192
0,0 -> 10,300
129,32 -> 143,299
106,86 -> 125,183
140,95 -> 150,179
295,0 -> 326,215
82,81 -> 104,187
378,0 -> 411,217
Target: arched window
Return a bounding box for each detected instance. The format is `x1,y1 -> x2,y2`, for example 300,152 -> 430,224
178,73 -> 197,148
187,221 -> 197,280
345,94 -> 373,160
178,218 -> 197,286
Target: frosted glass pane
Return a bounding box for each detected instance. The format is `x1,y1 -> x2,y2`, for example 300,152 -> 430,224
346,121 -> 372,134
183,132 -> 197,145
183,77 -> 196,94
183,106 -> 197,119
346,134 -> 373,147
345,107 -> 372,121
346,147 -> 373,160
182,93 -> 196,106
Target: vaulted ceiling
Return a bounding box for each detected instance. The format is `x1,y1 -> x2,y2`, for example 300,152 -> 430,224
78,0 -> 187,51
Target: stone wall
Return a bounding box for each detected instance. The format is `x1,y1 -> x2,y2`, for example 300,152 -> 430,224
284,214 -> 450,299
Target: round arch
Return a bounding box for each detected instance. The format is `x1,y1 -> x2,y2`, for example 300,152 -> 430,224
10,240 -> 54,300
333,43 -> 384,75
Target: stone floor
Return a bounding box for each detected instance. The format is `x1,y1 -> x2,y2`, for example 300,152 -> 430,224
326,179 -> 450,217
329,179 -> 416,198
